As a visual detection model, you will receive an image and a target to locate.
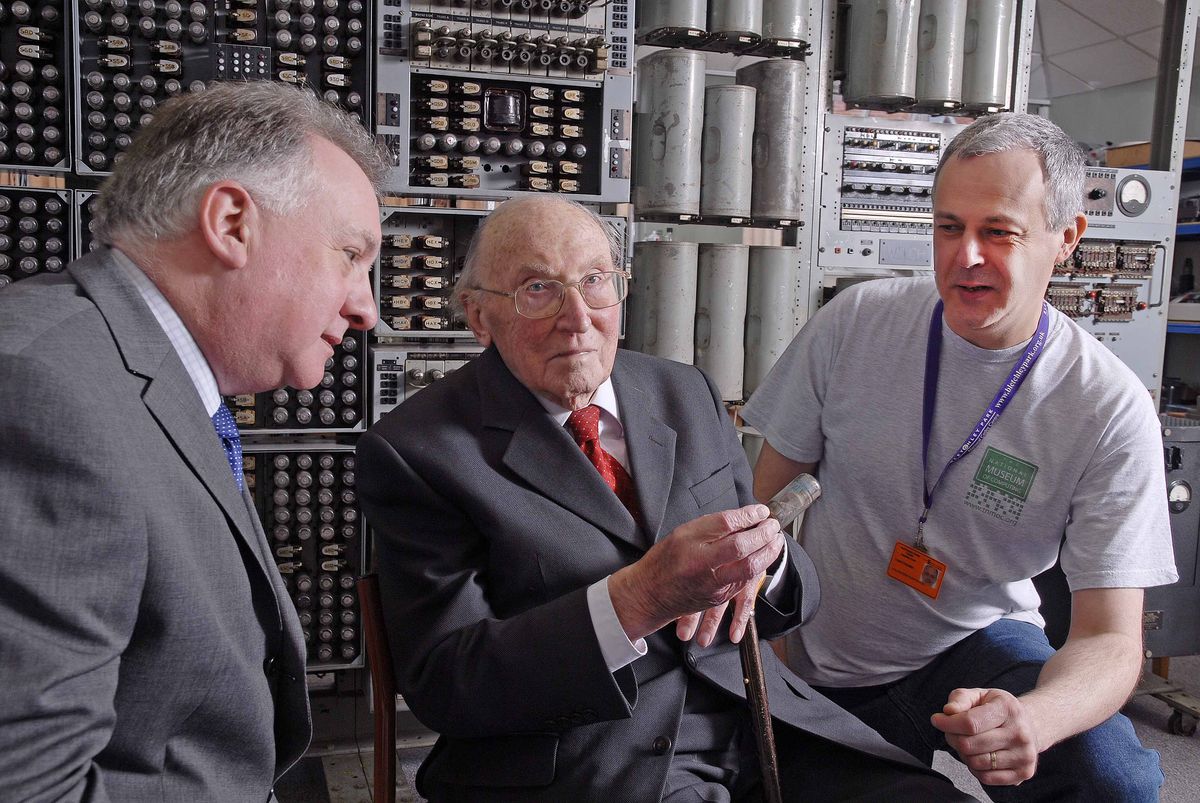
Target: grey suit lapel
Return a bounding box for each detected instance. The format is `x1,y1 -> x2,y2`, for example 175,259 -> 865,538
70,251 -> 278,590
611,355 -> 677,543
480,348 -> 645,551
140,373 -> 276,581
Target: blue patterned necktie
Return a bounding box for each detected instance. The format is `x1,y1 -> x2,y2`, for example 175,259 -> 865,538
211,403 -> 244,492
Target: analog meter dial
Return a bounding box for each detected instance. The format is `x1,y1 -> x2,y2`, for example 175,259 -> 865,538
1116,175 -> 1150,216
1168,479 -> 1192,514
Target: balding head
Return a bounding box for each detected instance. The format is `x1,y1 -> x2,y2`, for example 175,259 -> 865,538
457,195 -> 625,410
453,196 -> 623,320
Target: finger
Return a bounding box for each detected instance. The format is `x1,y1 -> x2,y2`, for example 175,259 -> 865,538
728,582 -> 759,643
965,748 -> 1037,787
943,730 -> 1011,761
932,696 -> 1012,738
696,604 -> 727,648
704,504 -> 773,538
675,612 -> 701,642
711,530 -> 784,587
930,688 -> 991,735
943,687 -> 990,715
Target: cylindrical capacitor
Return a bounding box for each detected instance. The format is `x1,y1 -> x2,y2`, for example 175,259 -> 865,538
626,241 -> 697,364
708,0 -> 762,37
743,246 -> 802,395
636,0 -> 706,36
762,0 -> 808,42
694,244 -> 749,401
842,0 -> 920,109
699,84 -> 756,221
735,59 -> 807,224
634,49 -> 704,218
912,0 -> 968,112
961,0 -> 1015,113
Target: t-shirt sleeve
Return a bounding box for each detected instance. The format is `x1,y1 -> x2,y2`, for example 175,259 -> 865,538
742,298 -> 842,465
1059,384 -> 1179,591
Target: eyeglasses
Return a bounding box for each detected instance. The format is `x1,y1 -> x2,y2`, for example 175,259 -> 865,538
474,270 -> 631,319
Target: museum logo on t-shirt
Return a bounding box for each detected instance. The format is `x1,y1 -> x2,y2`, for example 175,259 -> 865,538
964,447 -> 1039,525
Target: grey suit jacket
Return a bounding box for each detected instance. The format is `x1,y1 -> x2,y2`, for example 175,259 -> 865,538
358,346 -> 936,801
0,250 -> 310,802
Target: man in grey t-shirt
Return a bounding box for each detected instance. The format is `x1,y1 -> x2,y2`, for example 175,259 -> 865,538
744,113 -> 1177,802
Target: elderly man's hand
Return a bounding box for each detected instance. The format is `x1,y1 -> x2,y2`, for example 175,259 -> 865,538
674,578 -> 763,648
608,504 -> 783,645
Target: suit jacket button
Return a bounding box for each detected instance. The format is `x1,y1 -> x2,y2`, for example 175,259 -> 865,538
685,653 -> 697,669
652,736 -> 672,755
263,656 -> 277,676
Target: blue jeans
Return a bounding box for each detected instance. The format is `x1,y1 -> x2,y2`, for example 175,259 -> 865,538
814,619 -> 1163,802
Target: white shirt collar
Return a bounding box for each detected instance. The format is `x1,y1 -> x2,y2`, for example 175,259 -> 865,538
536,377 -> 624,432
110,247 -> 223,416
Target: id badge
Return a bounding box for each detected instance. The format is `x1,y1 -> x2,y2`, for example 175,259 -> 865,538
887,541 -> 947,599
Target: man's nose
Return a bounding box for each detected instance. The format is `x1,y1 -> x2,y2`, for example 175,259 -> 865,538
957,235 -> 984,269
555,284 -> 591,330
343,270 -> 378,330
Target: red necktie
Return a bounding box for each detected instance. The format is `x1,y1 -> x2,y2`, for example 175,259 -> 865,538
565,405 -> 641,522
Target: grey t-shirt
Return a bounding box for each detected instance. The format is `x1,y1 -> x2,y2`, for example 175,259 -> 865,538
742,277 -> 1178,687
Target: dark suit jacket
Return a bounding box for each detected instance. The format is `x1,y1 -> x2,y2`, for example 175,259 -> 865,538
358,347 -> 933,801
0,250 -> 310,802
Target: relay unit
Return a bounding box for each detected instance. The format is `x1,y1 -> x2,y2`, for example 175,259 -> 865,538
0,0 -> 71,171
374,0 -> 632,201
816,116 -> 964,272
71,0 -> 373,175
0,187 -> 71,286
1049,167 -> 1174,399
244,443 -> 365,670
371,343 -> 481,421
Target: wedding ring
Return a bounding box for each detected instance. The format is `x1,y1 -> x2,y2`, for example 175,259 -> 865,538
989,751 -> 998,771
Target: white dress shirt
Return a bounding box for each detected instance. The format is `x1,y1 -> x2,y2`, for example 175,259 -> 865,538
111,248 -> 222,416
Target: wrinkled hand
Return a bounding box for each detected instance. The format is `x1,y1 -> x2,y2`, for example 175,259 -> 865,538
609,505 -> 782,644
674,577 -> 762,648
931,688 -> 1041,786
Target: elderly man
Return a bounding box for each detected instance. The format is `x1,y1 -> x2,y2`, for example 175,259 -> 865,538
745,113 -> 1178,801
0,82 -> 383,800
357,195 -> 974,801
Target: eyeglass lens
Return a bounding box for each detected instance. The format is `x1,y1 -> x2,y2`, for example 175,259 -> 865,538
516,272 -> 627,317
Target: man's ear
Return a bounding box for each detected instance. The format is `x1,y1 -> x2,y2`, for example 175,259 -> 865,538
197,181 -> 258,270
1056,212 -> 1088,264
464,292 -> 493,347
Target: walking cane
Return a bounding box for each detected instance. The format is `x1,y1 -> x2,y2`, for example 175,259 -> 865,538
740,474 -> 822,803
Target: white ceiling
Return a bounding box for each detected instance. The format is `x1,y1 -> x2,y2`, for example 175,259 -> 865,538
1032,0 -> 1168,99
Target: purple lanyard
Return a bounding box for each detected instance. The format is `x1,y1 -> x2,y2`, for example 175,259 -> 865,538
916,300 -> 1050,549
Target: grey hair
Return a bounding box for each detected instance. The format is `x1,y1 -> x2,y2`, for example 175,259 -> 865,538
935,112 -> 1086,231
93,81 -> 391,246
450,197 -> 626,321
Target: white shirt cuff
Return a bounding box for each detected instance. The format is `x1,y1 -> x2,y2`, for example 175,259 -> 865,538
762,561 -> 788,602
587,576 -> 648,673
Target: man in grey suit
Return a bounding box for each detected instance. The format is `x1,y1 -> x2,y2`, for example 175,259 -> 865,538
0,82 -> 385,801
357,196 -> 975,801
